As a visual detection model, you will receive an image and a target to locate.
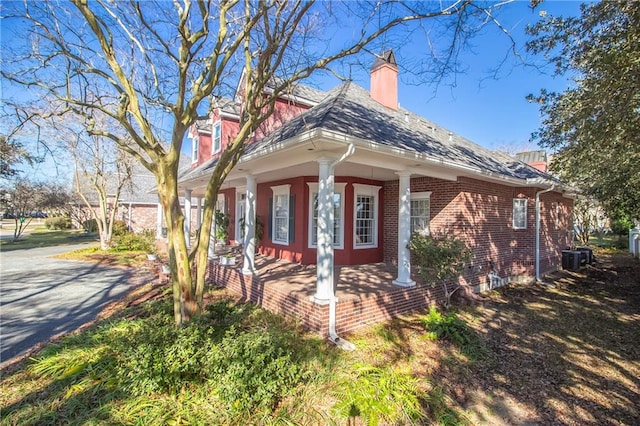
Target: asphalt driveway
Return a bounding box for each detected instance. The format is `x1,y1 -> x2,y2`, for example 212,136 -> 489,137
0,243 -> 138,366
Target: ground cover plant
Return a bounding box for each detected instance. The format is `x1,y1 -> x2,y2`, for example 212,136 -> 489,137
1,249 -> 638,424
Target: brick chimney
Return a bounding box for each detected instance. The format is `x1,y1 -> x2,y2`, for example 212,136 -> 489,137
515,150 -> 548,173
370,50 -> 398,110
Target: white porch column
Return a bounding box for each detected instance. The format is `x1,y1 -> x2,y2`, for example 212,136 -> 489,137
313,158 -> 334,304
242,175 -> 257,274
196,197 -> 202,229
393,171 -> 416,287
155,202 -> 163,238
208,212 -> 216,259
184,189 -> 192,248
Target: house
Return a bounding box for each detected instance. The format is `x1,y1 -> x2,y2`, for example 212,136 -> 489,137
176,51 -> 574,337
73,153 -> 198,238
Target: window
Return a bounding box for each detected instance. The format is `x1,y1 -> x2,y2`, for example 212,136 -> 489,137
212,122 -> 221,154
551,202 -> 559,225
271,185 -> 290,245
353,184 -> 381,248
191,136 -> 199,163
410,192 -> 431,236
235,189 -> 246,241
513,198 -> 527,229
307,183 -> 345,248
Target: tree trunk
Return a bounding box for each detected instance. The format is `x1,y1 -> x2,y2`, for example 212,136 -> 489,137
157,172 -> 198,325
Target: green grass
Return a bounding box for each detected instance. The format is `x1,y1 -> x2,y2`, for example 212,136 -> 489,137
56,246 -> 150,267
0,228 -> 98,251
588,233 -> 629,250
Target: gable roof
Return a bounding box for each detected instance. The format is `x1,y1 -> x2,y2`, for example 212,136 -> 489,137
181,81 -> 560,186
246,82 -> 555,182
77,151 -> 192,205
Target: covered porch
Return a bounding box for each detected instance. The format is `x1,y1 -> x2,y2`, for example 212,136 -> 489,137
206,252 -> 449,335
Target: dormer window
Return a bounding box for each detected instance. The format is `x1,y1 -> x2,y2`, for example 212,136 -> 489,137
212,122 -> 221,154
191,136 -> 199,163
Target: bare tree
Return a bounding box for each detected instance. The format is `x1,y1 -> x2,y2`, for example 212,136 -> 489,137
2,0 -> 516,325
69,128 -> 135,250
0,179 -> 69,241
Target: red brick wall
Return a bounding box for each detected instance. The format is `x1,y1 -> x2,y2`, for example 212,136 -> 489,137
207,261 -> 455,335
383,176 -> 574,286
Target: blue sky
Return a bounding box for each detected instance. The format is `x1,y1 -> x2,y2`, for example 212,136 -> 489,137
314,1 -> 584,153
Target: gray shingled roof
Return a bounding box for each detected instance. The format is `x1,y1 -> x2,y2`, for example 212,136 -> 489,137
77,152 -> 192,205
246,82 -> 554,182
181,81 -> 557,184
194,98 -> 240,131
266,76 -> 327,104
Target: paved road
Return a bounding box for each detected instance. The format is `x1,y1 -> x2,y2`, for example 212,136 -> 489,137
0,243 -> 138,366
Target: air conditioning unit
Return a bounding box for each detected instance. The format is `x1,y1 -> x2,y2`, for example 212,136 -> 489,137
562,250 -> 582,271
576,247 -> 593,264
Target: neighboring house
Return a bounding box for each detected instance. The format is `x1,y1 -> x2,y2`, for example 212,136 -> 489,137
74,153 -> 197,237
178,51 -> 574,335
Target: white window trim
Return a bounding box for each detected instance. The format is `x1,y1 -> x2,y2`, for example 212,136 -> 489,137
410,191 -> 432,236
235,187 -> 246,242
353,183 -> 381,249
191,136 -> 199,164
271,184 -> 291,246
513,198 -> 527,230
307,182 -> 346,249
212,121 -> 222,154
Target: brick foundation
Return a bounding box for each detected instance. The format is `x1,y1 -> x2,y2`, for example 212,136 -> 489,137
207,260 -> 457,335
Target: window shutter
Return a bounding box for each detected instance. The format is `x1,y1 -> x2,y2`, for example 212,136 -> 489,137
268,197 -> 273,241
288,194 -> 295,243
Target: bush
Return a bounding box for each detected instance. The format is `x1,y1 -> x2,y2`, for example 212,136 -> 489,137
112,220 -> 129,236
44,216 -> 72,230
208,327 -> 302,412
422,306 -> 483,360
114,316 -> 218,395
82,218 -> 98,233
408,233 -> 471,308
111,229 -> 155,252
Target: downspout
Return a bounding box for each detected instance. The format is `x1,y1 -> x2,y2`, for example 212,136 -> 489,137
328,143 -> 356,350
535,185 -> 555,282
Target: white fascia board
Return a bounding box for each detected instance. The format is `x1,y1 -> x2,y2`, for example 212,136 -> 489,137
313,128 -> 567,190
220,110 -> 240,120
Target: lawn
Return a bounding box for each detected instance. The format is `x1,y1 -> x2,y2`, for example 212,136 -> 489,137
1,249 -> 638,425
0,228 -> 98,251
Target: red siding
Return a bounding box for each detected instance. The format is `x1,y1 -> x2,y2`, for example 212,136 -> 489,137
254,176 -> 385,266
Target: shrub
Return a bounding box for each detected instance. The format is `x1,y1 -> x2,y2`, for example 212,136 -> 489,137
111,230 -> 155,252
209,327 -> 303,412
114,316 -> 218,395
82,218 -> 98,233
408,232 -> 471,308
44,216 -> 72,230
112,220 -> 129,236
422,306 -> 483,360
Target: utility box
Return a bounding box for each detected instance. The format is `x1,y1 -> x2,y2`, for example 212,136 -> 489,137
562,250 -> 582,271
576,247 -> 593,264
630,228 -> 640,258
